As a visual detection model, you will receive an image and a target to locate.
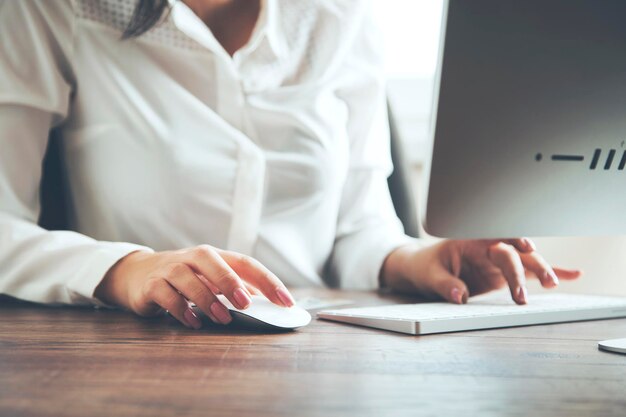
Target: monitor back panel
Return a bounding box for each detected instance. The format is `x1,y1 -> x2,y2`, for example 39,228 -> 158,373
425,0 -> 626,238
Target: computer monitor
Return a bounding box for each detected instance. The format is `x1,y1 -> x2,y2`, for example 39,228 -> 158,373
423,0 -> 626,239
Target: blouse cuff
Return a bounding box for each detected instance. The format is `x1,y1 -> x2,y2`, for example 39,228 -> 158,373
335,227 -> 422,290
65,242 -> 154,307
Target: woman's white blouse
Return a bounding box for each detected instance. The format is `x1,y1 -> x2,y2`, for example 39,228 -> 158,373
0,0 -> 417,305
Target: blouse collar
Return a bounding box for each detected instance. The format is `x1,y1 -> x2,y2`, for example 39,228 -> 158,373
168,0 -> 287,60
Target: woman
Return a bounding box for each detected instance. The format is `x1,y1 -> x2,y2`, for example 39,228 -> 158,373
0,0 -> 580,329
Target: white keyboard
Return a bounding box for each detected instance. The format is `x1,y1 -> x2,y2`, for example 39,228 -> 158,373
317,292 -> 626,335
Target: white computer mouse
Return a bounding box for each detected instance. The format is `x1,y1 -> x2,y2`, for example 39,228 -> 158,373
598,338 -> 626,355
216,294 -> 311,330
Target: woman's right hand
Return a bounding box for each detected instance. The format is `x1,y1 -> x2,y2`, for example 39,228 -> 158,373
94,245 -> 295,329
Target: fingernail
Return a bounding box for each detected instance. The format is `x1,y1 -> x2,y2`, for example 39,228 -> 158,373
207,312 -> 220,324
210,302 -> 232,325
516,286 -> 528,304
549,271 -> 559,286
233,287 -> 251,309
184,308 -> 202,330
525,239 -> 536,252
276,287 -> 295,307
543,272 -> 556,287
450,287 -> 463,304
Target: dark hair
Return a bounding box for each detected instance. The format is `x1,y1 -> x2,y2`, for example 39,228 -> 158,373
123,0 -> 170,39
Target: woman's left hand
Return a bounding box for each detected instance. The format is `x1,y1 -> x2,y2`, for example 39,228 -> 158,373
382,239 -> 582,305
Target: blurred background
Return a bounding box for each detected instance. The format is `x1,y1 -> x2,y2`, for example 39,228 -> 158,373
373,0 -> 626,296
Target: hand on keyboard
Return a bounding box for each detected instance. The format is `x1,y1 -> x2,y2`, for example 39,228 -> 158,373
381,238 -> 582,306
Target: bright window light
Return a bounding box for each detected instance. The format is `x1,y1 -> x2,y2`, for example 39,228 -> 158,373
372,0 -> 444,79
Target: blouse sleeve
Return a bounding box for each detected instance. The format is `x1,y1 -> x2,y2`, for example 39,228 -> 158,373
329,4 -> 424,289
0,0 -> 151,305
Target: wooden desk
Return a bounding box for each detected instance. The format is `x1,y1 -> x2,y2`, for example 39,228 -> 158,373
1,289 -> 625,417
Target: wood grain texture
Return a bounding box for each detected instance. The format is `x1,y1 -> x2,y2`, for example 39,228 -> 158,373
1,289 -> 625,417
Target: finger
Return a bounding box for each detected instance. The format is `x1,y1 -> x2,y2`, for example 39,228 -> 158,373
479,238 -> 535,254
165,263 -> 231,325
553,267 -> 583,280
245,283 -> 262,296
424,264 -> 470,304
219,250 -> 295,307
203,308 -> 220,325
142,278 -> 201,329
196,275 -> 221,295
502,238 -> 536,253
488,242 -> 528,305
181,246 -> 252,310
520,252 -> 559,288
193,274 -> 225,322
